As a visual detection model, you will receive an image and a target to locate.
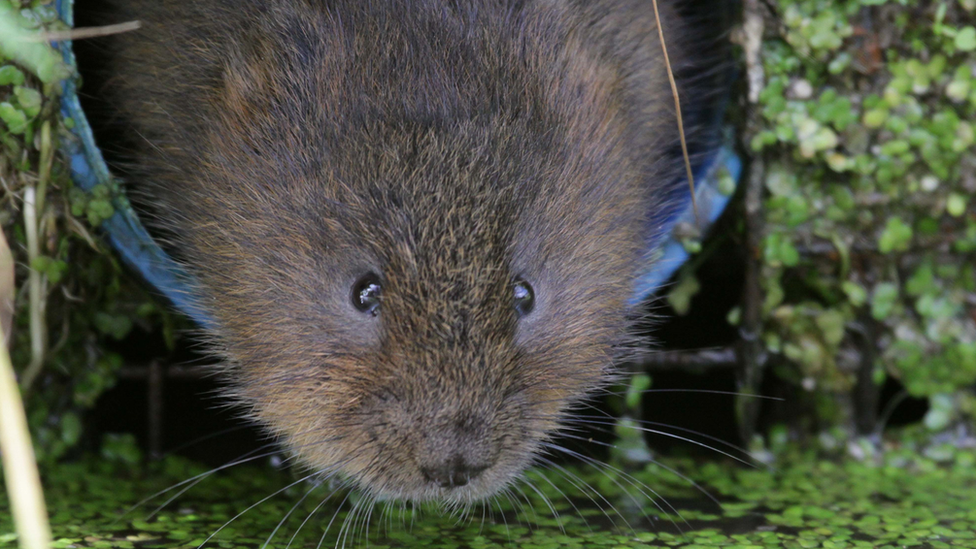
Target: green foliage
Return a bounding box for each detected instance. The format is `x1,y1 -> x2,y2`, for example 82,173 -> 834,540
1,3 -> 174,466
751,0 -> 976,427
68,184 -> 115,227
666,272 -> 701,315
0,0 -> 70,84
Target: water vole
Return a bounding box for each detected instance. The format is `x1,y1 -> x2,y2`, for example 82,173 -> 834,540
102,0 -> 721,504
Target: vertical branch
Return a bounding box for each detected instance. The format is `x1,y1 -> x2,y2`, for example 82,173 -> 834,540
735,0 -> 768,444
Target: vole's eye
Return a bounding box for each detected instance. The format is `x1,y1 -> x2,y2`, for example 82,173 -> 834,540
513,279 -> 534,317
352,273 -> 381,316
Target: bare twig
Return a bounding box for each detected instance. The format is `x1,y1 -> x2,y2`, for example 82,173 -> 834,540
19,21 -> 141,42
635,348 -> 738,371
651,0 -> 698,222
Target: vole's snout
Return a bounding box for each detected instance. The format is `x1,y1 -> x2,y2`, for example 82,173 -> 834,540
414,411 -> 498,491
419,454 -> 490,489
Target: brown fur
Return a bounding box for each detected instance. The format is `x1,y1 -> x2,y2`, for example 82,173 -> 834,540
105,0 -> 695,503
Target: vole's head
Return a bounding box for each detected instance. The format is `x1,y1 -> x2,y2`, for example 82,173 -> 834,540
117,1 -> 672,504
207,114 -> 650,503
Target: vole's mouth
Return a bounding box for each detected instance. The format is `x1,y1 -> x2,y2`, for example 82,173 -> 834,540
357,471 -> 500,505
403,465 -> 506,504
420,454 -> 491,489
341,442 -> 527,505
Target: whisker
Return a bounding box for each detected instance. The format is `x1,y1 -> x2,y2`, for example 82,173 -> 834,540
479,499 -> 488,535
530,456 -> 628,533
520,476 -> 565,533
512,484 -> 542,525
379,499 -> 392,538
524,458 -> 594,534
122,423 -> 353,520
126,444 -> 280,522
363,492 -> 377,546
499,486 -> 529,527
451,501 -> 469,527
261,478 -> 320,549
564,414 -> 760,465
546,430 -> 727,510
598,388 -> 782,401
316,490 -> 352,549
158,424 -> 258,458
197,472 -> 318,549
400,499 -> 408,532
493,492 -> 514,545
285,482 -> 345,549
556,416 -> 758,468
337,493 -> 365,549
875,389 -> 910,436
543,443 -> 686,535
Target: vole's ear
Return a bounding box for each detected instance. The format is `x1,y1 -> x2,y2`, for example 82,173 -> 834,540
218,40 -> 278,130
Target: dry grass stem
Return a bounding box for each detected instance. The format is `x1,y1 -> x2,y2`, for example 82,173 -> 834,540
0,322 -> 53,549
19,20 -> 141,42
651,0 -> 698,221
0,228 -> 13,347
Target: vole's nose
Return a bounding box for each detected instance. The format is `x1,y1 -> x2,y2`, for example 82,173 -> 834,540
420,454 -> 490,488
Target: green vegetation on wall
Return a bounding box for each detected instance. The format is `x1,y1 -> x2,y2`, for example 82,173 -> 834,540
733,0 -> 976,433
1,0 -> 170,466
